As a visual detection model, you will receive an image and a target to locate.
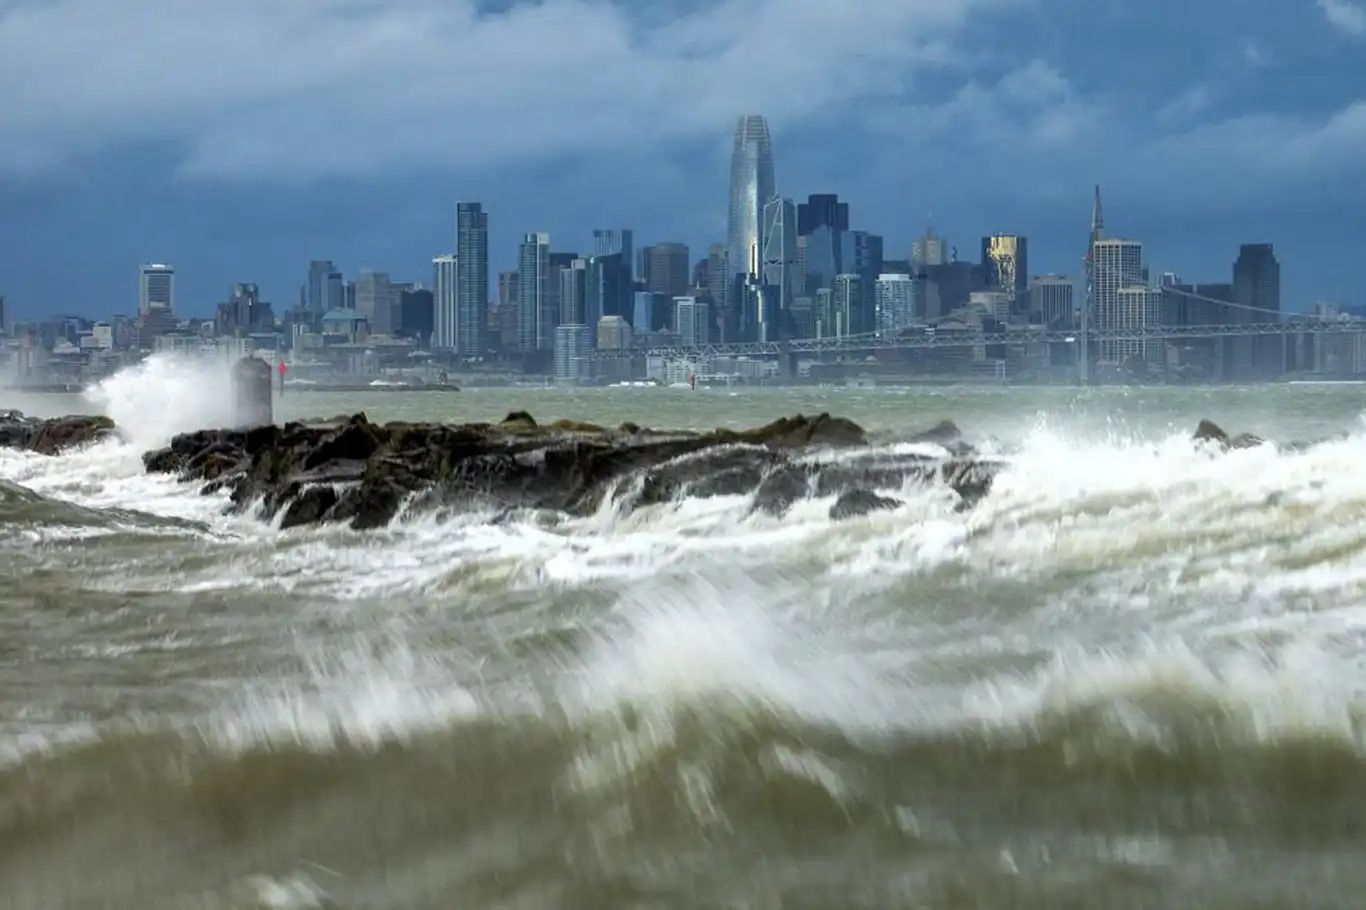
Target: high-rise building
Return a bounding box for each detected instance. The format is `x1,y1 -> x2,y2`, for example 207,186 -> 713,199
138,263 -> 175,316
560,258 -> 588,326
590,229 -> 634,322
874,274 -> 915,336
796,194 -> 849,236
326,272 -> 344,312
705,243 -> 727,305
760,196 -> 798,340
354,270 -> 396,336
639,242 -> 691,299
1029,275 -> 1074,328
1233,242 -> 1282,379
215,282 -> 273,336
841,231 -> 884,334
1091,238 -> 1145,364
517,232 -> 554,353
553,323 -> 592,382
726,115 -> 776,308
456,203 -> 489,357
597,315 -> 631,351
832,274 -> 862,338
398,289 -> 434,344
432,255 -> 458,350
912,224 -> 947,269
306,260 -> 341,313
633,291 -> 671,332
813,287 -> 837,338
674,297 -> 710,347
1113,285 -> 1163,365
981,235 -> 1029,321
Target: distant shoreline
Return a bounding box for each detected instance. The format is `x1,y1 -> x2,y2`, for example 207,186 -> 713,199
2,384 -> 464,395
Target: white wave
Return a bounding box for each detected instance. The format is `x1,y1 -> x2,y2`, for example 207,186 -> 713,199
84,351 -> 240,451
9,402 -> 1366,766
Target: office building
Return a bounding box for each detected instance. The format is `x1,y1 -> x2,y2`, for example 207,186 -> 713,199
432,255 -> 458,350
759,196 -> 798,341
638,243 -> 691,299
1233,242 -> 1281,380
553,323 -> 592,382
517,232 -> 554,353
1090,238 -> 1144,363
674,297 -> 710,347
354,270 -> 395,336
874,273 -> 915,335
456,202 -> 489,357
1029,275 -> 1074,328
138,263 -> 175,316
981,235 -> 1029,321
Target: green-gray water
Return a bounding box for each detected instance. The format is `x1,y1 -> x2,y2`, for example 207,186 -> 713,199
3,359 -> 1366,909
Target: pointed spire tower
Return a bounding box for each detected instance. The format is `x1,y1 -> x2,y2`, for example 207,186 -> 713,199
1089,184 -> 1105,248
1079,184 -> 1103,386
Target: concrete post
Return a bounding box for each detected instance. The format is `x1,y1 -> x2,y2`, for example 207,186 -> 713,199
231,356 -> 274,428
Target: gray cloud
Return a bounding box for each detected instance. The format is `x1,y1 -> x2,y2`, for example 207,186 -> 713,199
0,0 -> 1013,179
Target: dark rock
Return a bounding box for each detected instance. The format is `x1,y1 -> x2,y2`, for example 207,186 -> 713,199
0,412 -> 117,454
752,463 -> 817,515
1193,419 -> 1265,450
500,411 -> 537,431
279,485 -> 340,529
910,419 -> 962,444
830,489 -> 902,521
135,410 -> 1007,531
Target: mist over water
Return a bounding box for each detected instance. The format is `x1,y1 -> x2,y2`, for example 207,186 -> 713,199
3,357 -> 1366,908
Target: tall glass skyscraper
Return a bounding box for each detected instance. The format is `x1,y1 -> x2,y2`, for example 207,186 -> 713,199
726,115 -> 776,288
456,203 -> 488,357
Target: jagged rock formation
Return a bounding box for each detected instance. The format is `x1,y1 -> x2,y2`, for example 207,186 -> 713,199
3,409 -> 1290,531
0,412 -> 117,454
141,411 -> 1000,530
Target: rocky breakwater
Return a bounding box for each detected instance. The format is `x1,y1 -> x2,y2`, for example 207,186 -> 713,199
0,411 -> 118,454
140,411 -> 1003,530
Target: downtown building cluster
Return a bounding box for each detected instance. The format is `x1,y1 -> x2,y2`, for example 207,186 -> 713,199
4,115 -> 1365,388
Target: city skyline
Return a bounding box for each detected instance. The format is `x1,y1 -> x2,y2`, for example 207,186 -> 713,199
1,1 -> 1364,318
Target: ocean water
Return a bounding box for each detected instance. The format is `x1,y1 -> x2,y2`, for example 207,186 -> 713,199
3,355 -> 1366,909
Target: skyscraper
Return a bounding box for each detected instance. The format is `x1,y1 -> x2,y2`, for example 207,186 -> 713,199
456,203 -> 488,357
832,274 -> 862,338
797,194 -> 849,236
674,297 -> 710,347
560,258 -> 588,326
760,196 -> 798,340
517,232 -> 554,353
354,270 -> 395,336
1091,238 -> 1145,364
874,273 -> 915,336
591,229 -> 634,322
639,242 -> 691,299
306,260 -> 341,313
138,263 -> 175,316
981,235 -> 1029,321
1233,242 -> 1281,380
726,115 -> 776,321
912,223 -> 947,270
1029,275 -> 1075,328
432,255 -> 458,350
